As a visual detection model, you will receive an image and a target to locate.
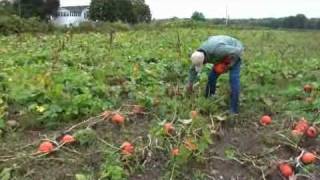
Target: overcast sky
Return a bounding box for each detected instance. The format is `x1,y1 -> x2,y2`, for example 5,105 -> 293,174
61,0 -> 320,19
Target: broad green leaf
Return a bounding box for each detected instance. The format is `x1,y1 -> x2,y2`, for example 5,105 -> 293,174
0,168 -> 12,180
0,118 -> 5,129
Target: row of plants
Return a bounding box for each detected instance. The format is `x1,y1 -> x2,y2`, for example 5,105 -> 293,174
0,27 -> 319,179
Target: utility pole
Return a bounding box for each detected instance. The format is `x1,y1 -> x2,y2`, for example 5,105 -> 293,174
18,0 -> 21,17
225,5 -> 229,26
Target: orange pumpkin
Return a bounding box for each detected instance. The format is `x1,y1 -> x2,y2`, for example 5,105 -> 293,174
301,152 -> 316,164
120,141 -> 134,155
38,141 -> 54,153
190,111 -> 198,119
164,123 -> 175,135
303,84 -> 313,93
171,148 -> 180,156
305,126 -> 318,138
61,134 -> 76,144
213,63 -> 227,75
111,113 -> 125,125
279,163 -> 294,177
260,115 -> 272,126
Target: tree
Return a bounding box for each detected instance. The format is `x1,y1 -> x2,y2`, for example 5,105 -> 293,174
294,14 -> 307,28
13,0 -> 59,20
282,14 -> 307,29
90,0 -> 151,23
191,11 -> 205,21
43,0 -> 60,18
132,0 -> 151,23
116,0 -> 135,23
317,19 -> 320,29
90,0 -> 115,22
0,0 -> 15,15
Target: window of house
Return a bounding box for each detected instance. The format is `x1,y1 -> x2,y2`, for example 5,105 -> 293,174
84,11 -> 88,19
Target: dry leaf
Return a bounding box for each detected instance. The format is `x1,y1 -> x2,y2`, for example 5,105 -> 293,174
184,138 -> 197,151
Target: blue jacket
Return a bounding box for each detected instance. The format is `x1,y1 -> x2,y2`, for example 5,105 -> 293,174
189,35 -> 244,84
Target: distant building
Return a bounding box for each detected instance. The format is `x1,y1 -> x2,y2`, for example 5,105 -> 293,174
0,0 -> 14,3
52,6 -> 89,27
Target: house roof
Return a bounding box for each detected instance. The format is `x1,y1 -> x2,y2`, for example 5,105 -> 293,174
60,6 -> 89,13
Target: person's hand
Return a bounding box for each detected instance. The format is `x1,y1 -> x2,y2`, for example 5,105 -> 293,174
186,83 -> 193,94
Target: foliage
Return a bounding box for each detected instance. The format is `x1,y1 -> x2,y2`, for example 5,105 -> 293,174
75,174 -> 92,180
0,119 -> 5,129
0,168 -> 12,180
281,14 -> 308,29
89,0 -> 151,24
74,128 -> 97,146
191,11 -> 206,22
221,14 -> 320,30
0,15 -> 53,35
99,148 -> 126,180
13,0 -> 60,20
43,0 -> 60,18
0,27 -> 319,127
0,25 -> 320,179
0,1 -> 15,15
132,0 -> 151,23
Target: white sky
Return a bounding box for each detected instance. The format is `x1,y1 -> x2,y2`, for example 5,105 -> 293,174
61,0 -> 320,19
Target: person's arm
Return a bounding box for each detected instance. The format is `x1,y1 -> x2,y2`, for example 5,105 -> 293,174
187,65 -> 199,92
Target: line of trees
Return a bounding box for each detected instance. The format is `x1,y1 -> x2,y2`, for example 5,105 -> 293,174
1,0 -> 152,24
189,11 -> 320,30
0,0 -> 60,20
0,0 -> 152,34
212,14 -> 320,30
1,1 -> 320,31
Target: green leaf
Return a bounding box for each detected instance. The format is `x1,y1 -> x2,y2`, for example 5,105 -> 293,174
75,174 -> 90,180
224,147 -> 236,160
0,168 -> 12,180
0,118 -> 5,129
101,165 -> 125,180
74,128 -> 97,146
261,96 -> 273,106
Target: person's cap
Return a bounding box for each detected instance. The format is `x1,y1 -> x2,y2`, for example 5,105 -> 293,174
190,51 -> 205,72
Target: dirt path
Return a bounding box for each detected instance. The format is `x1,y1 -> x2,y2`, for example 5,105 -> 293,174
1,114 -> 320,180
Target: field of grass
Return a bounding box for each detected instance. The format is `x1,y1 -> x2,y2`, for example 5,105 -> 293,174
0,27 -> 320,180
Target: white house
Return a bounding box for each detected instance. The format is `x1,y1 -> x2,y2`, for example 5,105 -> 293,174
52,6 -> 89,27
0,0 -> 14,2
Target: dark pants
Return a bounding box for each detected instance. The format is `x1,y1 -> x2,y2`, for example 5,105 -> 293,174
205,59 -> 241,114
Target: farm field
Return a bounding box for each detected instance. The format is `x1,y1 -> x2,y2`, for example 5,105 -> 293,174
0,27 -> 320,180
